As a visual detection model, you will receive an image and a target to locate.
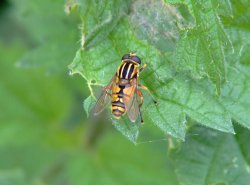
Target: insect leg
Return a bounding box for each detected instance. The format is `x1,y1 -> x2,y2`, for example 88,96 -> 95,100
137,90 -> 144,107
137,90 -> 144,123
139,108 -> 144,123
138,84 -> 157,104
139,64 -> 147,72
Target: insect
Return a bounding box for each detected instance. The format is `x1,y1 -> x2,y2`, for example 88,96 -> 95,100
93,52 -> 156,123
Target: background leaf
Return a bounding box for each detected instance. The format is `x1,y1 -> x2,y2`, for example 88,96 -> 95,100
174,0 -> 231,94
9,0 -> 79,74
171,125 -> 250,185
1,0 -> 250,184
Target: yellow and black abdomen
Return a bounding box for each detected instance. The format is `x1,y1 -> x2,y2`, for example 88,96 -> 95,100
111,85 -> 126,119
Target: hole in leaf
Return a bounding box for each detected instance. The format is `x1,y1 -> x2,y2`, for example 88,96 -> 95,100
91,79 -> 96,84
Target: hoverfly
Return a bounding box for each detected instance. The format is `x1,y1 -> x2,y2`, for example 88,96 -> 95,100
93,52 -> 156,123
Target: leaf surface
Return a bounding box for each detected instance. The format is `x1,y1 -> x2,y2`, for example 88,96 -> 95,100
171,125 -> 250,185
68,0 -> 245,142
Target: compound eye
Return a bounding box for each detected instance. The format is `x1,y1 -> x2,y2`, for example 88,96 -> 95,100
122,54 -> 130,60
131,56 -> 141,64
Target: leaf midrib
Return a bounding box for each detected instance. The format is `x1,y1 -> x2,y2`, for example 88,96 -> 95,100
203,134 -> 226,185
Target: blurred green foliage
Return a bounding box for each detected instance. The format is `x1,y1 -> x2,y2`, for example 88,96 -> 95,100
1,0 -> 250,185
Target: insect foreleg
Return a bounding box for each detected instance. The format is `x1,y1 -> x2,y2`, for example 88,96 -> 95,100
139,108 -> 144,123
139,64 -> 147,72
138,84 -> 157,104
137,90 -> 144,107
137,90 -> 144,124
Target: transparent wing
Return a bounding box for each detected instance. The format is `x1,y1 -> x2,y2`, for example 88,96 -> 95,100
127,93 -> 140,122
123,78 -> 140,122
93,75 -> 116,115
93,92 -> 111,115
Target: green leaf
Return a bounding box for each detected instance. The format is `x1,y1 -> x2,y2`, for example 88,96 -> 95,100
69,19 -> 188,141
0,23 -> 74,143
64,133 -> 179,185
77,0 -> 131,49
161,76 -> 233,133
214,0 -> 250,130
112,117 -> 140,144
3,0 -> 250,185
164,0 -> 184,4
83,95 -> 96,118
177,0 -> 231,94
171,125 -> 250,185
221,65 -> 250,129
69,0 -> 238,142
235,125 -> 250,164
144,101 -> 186,140
130,0 -> 187,53
220,30 -> 250,128
144,72 -> 233,139
10,0 -> 79,74
0,41 -> 74,185
0,169 -> 26,185
221,0 -> 250,30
